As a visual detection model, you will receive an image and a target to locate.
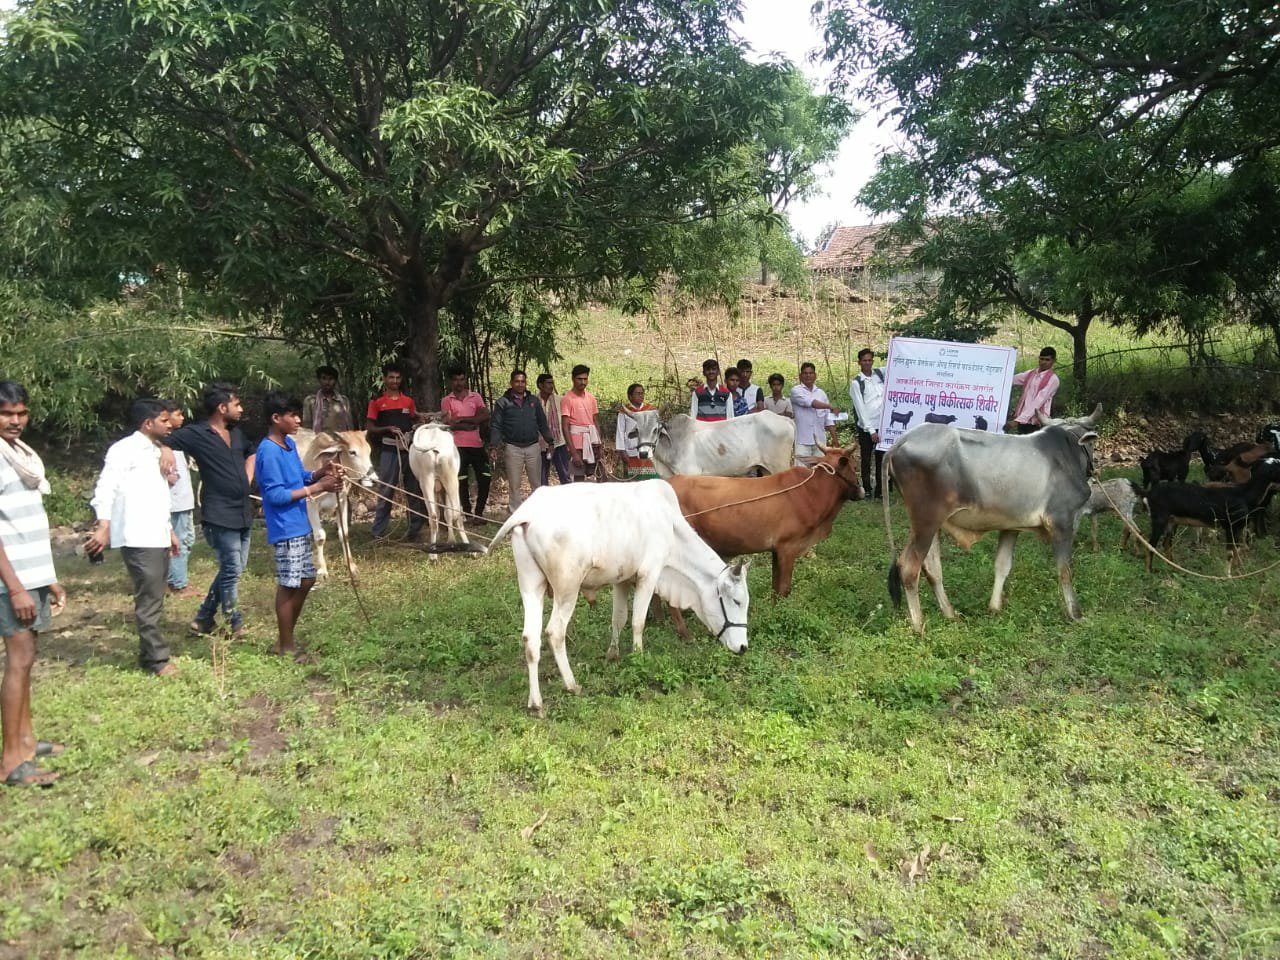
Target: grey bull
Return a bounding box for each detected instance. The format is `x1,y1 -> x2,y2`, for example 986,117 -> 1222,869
634,411 -> 795,478
884,404 -> 1102,634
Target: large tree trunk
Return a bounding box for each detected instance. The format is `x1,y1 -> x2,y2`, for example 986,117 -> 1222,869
403,289 -> 444,409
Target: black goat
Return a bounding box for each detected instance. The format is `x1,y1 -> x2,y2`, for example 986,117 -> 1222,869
1144,471 -> 1277,573
1140,431 -> 1205,487
1256,422 -> 1280,450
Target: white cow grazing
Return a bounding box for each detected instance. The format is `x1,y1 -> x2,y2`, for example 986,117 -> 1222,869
294,429 -> 378,580
407,423 -> 469,557
488,483 -> 751,714
647,411 -> 795,478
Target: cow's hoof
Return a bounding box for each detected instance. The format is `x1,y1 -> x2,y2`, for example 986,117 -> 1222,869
568,684 -> 583,696
527,703 -> 544,718
606,648 -> 620,663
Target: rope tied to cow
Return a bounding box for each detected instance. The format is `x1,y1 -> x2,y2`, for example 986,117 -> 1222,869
679,461 -> 852,521
1096,480 -> 1280,581
340,474 -> 500,546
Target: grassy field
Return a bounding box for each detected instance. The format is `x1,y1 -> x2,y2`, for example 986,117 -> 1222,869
3,456 -> 1279,958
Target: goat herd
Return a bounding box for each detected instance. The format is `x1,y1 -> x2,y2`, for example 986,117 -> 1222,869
1133,421 -> 1280,572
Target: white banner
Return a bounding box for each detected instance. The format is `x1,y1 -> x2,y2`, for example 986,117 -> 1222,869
877,337 -> 1018,451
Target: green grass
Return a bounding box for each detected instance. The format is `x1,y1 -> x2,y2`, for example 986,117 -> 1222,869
3,475 -> 1279,959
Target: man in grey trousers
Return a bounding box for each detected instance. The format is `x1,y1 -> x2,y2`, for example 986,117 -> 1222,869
490,370 -> 554,515
86,398 -> 182,676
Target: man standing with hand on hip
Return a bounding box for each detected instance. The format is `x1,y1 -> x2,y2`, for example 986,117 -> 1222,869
0,381 -> 67,787
86,398 -> 182,676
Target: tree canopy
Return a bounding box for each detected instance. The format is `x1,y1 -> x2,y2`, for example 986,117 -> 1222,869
819,0 -> 1280,389
1,0 -> 838,405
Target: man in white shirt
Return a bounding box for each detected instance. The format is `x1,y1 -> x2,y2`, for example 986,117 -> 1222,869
86,399 -> 181,676
849,348 -> 887,499
1009,347 -> 1060,433
735,359 -> 765,414
790,362 -> 841,458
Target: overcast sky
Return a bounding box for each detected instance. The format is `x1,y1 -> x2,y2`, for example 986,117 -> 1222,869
736,0 -> 894,246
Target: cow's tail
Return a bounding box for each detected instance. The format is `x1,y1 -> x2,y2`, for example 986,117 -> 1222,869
485,513 -> 526,554
882,449 -> 903,609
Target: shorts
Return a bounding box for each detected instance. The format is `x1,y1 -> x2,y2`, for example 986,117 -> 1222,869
795,443 -> 824,460
272,535 -> 317,588
0,586 -> 52,636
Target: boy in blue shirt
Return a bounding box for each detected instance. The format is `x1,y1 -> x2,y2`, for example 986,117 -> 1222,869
255,392 -> 339,661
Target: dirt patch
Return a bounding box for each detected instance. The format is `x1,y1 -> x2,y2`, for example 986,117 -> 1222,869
283,814 -> 342,851
219,847 -> 259,877
234,692 -> 288,761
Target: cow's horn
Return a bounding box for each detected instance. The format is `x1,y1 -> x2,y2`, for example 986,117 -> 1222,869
815,442 -> 829,455
1084,402 -> 1103,426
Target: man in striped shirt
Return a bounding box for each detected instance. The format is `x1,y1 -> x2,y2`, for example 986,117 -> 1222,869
0,381 -> 67,787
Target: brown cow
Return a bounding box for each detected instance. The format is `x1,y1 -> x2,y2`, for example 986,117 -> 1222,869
665,445 -> 863,597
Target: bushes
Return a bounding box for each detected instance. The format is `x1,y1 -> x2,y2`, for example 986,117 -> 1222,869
0,286 -> 314,443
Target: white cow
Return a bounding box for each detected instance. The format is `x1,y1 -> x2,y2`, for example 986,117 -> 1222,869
295,429 -> 378,580
407,423 -> 469,557
488,483 -> 751,714
645,412 -> 795,478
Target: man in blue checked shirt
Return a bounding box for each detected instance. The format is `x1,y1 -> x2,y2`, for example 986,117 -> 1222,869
255,391 -> 340,662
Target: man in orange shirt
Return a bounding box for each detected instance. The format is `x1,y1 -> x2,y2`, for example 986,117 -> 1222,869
366,363 -> 426,539
560,365 -> 603,481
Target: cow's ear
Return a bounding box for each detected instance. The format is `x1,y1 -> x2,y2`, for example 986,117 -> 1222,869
838,456 -> 850,469
319,444 -> 343,456
1078,430 -> 1098,447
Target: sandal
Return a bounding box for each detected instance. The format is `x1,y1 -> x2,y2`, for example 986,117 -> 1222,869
4,760 -> 58,788
189,619 -> 215,636
35,740 -> 65,758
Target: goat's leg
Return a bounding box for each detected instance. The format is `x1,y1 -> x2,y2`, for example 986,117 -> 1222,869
989,530 -> 1018,612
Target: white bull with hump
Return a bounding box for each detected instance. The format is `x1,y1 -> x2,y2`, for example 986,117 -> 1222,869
635,411 -> 795,478
294,429 -> 378,580
487,482 -> 751,715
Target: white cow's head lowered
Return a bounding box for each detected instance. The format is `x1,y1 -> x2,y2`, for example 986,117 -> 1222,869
708,558 -> 751,655
320,432 -> 377,487
628,408 -> 663,461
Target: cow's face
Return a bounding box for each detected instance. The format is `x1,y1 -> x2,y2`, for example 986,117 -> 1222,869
629,410 -> 662,460
712,559 -> 751,654
323,433 -> 377,487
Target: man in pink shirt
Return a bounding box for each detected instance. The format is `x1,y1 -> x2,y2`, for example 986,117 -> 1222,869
1009,347 -> 1060,434
560,364 -> 603,481
441,368 -> 492,522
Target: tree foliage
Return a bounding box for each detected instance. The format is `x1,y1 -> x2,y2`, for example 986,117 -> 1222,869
818,0 -> 1280,391
1,0 -> 820,405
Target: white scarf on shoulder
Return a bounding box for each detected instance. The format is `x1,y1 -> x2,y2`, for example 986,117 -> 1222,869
0,437 -> 51,495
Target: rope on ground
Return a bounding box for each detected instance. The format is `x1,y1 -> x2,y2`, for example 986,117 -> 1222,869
1096,481 -> 1280,581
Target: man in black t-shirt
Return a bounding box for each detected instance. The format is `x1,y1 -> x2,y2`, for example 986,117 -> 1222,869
166,383 -> 255,637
